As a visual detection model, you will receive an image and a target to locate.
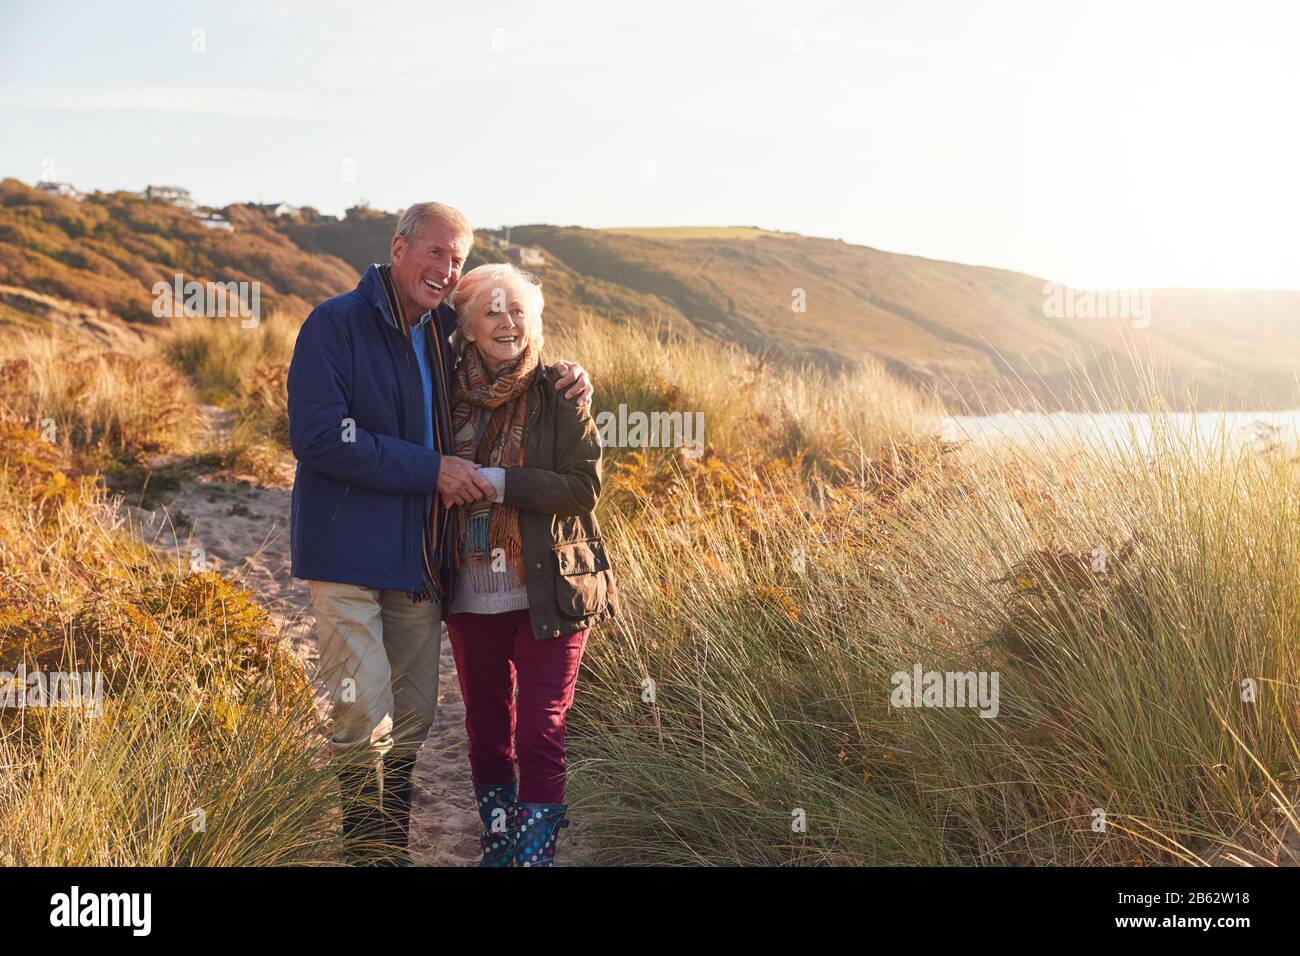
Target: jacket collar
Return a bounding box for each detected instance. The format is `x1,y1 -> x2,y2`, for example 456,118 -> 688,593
358,263 -> 439,332
358,263 -> 398,329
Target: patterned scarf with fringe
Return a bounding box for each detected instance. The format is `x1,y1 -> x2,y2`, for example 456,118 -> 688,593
451,339 -> 540,594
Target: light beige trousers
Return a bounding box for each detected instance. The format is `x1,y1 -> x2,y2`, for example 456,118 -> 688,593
309,580 -> 441,763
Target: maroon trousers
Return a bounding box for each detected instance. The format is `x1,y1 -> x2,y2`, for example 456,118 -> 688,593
446,609 -> 588,804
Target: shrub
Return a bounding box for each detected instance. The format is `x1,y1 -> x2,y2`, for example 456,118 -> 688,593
0,425 -> 337,865
0,332 -> 193,462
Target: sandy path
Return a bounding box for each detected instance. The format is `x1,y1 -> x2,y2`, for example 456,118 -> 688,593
121,408 -> 483,866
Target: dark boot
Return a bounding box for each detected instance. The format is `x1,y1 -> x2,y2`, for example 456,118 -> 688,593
381,752 -> 418,867
513,802 -> 569,868
474,780 -> 518,867
338,762 -> 385,866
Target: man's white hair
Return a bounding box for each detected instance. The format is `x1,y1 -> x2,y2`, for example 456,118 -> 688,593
393,201 -> 473,249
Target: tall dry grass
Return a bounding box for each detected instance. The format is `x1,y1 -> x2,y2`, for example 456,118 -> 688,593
158,310 -> 296,476
0,424 -> 340,864
548,317 -> 942,483
161,309 -> 296,409
0,330 -> 193,464
0,319 -> 341,864
5,307 -> 1296,868
566,335 -> 1300,866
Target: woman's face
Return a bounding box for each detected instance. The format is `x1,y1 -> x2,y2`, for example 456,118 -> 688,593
464,276 -> 539,369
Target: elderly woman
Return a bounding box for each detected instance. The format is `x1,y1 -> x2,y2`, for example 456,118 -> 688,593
444,262 -> 617,867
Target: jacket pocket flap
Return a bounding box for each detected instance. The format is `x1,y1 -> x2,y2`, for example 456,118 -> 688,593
554,539 -> 609,576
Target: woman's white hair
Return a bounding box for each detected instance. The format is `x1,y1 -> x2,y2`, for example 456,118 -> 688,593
449,263 -> 545,353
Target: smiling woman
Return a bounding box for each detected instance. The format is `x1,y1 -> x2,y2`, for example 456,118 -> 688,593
448,263 -> 545,370
441,259 -> 615,866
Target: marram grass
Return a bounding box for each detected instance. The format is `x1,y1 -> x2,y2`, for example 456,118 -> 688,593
2,317 -> 1297,866
0,424 -> 340,865
564,335 -> 1300,866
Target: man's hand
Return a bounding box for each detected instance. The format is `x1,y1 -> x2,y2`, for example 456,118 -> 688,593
437,456 -> 495,506
551,359 -> 593,407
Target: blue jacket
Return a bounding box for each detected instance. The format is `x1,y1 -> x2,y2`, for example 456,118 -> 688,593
288,265 -> 456,593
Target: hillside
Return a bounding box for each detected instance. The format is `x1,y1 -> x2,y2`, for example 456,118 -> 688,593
3,178 -> 1299,410
0,179 -> 355,326
509,225 -> 1300,410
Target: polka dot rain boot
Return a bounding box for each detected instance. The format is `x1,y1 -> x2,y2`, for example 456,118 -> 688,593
513,802 -> 570,868
474,781 -> 518,867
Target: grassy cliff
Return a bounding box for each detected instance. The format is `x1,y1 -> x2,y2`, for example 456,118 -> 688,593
5,178 -> 1300,411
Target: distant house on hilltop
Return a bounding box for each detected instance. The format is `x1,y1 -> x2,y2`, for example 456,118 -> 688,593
144,185 -> 197,212
506,245 -> 546,268
196,213 -> 233,232
36,181 -> 84,201
257,201 -> 299,218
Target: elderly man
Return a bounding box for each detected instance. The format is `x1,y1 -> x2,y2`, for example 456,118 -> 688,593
287,202 -> 591,865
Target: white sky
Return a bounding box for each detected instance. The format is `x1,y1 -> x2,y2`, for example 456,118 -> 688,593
1,0 -> 1297,290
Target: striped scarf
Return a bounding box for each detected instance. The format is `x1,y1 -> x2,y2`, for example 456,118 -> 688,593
376,263 -> 454,602
450,339 -> 539,594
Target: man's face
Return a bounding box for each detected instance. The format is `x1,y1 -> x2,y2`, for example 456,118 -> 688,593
390,220 -> 469,315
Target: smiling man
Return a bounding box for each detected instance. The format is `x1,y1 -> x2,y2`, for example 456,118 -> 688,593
286,202 -> 592,865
